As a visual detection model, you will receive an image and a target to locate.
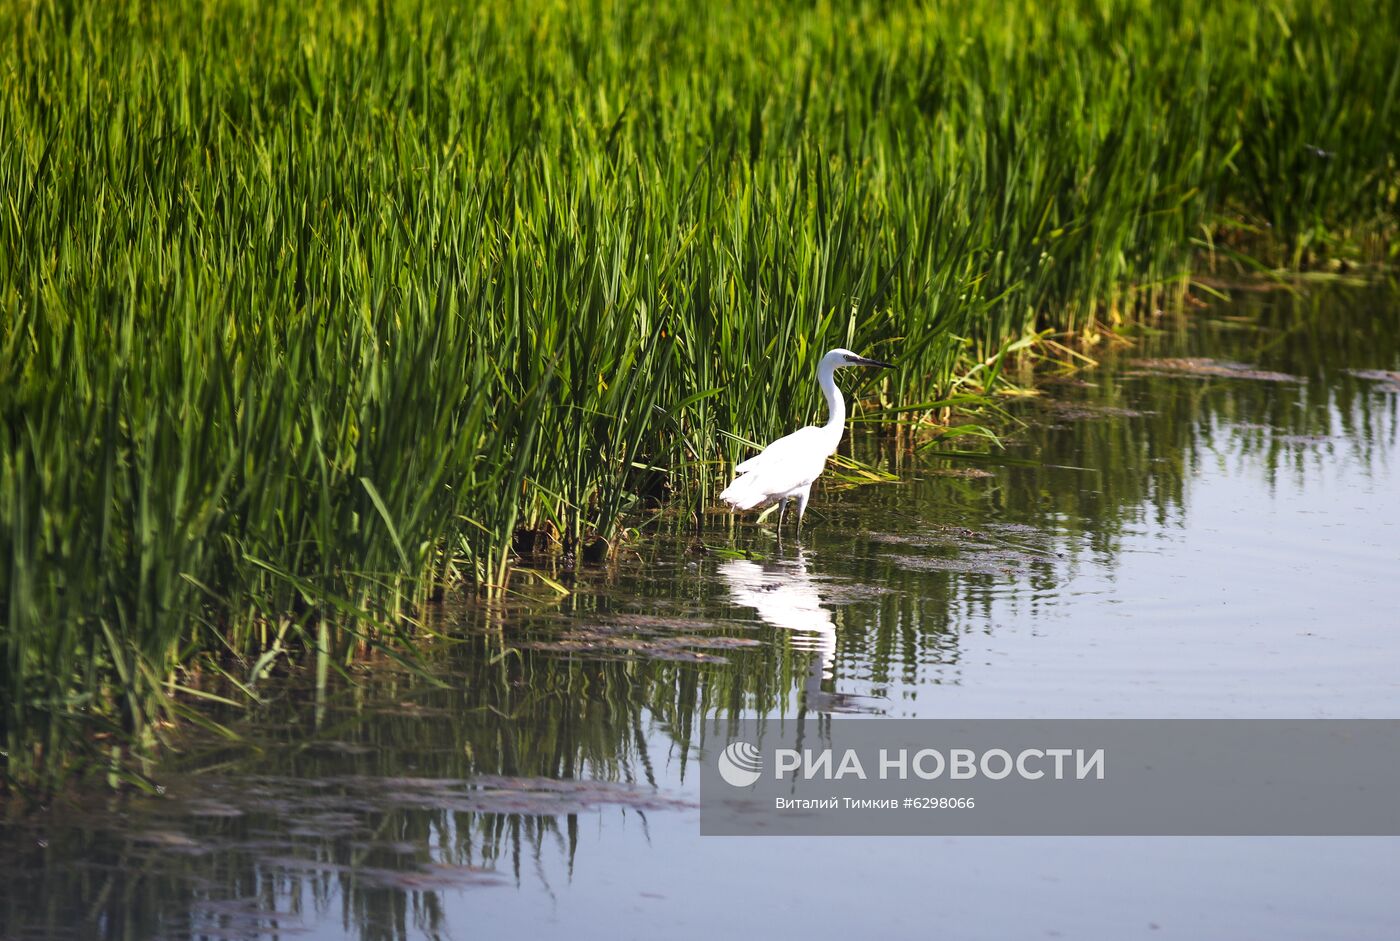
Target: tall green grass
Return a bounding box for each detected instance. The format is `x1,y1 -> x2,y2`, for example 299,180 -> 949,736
2,0 -> 1397,791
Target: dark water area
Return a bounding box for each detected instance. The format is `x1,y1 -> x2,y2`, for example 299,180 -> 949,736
4,288 -> 1399,939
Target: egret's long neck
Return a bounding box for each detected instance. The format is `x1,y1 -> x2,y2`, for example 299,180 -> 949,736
817,361 -> 845,441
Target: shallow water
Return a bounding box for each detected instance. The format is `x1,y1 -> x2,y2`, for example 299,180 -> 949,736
4,289 -> 1399,940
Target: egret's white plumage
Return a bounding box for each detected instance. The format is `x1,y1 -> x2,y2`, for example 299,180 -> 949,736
720,347 -> 892,531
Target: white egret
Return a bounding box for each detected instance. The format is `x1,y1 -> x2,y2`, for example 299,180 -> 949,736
719,348 -> 893,531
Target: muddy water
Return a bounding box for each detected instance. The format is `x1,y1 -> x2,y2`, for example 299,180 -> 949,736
4,289 -> 1399,940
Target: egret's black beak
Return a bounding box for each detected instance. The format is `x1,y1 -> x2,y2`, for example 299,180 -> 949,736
855,356 -> 894,369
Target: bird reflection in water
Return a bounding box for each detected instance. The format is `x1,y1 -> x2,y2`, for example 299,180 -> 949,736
718,551 -> 880,714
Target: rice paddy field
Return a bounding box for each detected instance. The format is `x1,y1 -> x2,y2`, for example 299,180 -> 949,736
1,0 -> 1397,793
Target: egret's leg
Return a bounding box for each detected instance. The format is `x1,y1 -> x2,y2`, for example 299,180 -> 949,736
796,487 -> 811,532
776,498 -> 787,531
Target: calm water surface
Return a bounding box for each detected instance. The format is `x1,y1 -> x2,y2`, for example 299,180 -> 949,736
4,289 -> 1399,939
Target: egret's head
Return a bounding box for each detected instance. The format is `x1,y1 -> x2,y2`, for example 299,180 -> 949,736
823,347 -> 894,370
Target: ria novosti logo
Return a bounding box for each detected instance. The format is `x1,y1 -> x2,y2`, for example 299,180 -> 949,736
717,741 -> 763,787
713,739 -> 1107,787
